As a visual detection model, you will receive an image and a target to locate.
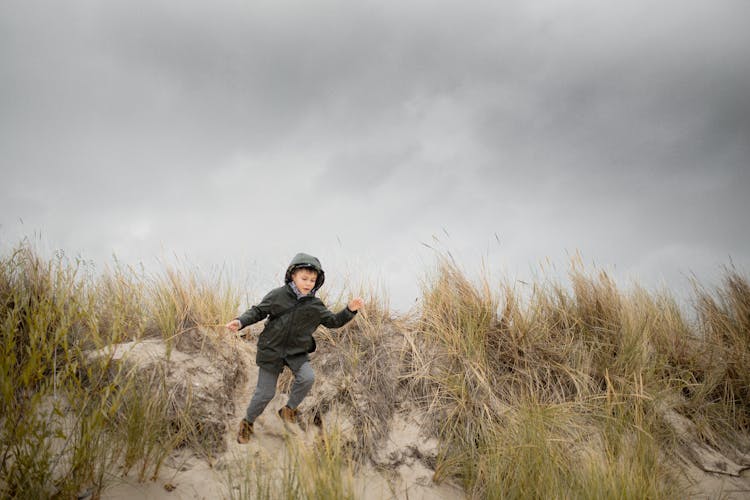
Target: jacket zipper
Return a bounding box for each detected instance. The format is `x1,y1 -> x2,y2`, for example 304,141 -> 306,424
280,296 -> 310,357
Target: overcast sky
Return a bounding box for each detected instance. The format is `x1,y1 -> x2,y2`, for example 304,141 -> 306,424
2,0 -> 749,310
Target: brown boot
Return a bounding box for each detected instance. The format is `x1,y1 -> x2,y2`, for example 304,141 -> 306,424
278,405 -> 299,424
237,419 -> 253,444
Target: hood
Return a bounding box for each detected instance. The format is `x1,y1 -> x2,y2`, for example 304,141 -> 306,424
284,252 -> 325,292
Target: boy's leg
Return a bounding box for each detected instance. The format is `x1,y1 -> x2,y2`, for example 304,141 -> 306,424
245,367 -> 280,423
287,361 -> 315,409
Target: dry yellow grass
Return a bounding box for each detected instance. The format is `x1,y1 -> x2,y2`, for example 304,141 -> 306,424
2,240 -> 749,498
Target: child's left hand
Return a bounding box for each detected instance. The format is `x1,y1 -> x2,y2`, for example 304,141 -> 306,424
348,297 -> 364,311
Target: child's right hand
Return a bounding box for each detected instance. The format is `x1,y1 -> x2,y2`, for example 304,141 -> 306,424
225,319 -> 241,332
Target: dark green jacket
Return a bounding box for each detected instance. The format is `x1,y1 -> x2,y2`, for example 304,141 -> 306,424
237,253 -> 357,374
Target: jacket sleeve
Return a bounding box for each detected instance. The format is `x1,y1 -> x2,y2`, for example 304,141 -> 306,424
237,290 -> 274,329
320,305 -> 357,329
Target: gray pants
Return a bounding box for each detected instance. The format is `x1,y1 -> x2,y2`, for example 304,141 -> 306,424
244,361 -> 315,423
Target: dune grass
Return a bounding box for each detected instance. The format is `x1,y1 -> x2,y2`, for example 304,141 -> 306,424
401,256 -> 748,498
2,239 -> 749,498
225,425 -> 355,500
0,241 -> 240,498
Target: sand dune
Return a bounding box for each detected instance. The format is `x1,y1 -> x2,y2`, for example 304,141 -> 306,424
94,326 -> 749,499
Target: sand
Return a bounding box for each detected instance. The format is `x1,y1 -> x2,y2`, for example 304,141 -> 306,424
95,332 -> 749,500
99,334 -> 464,500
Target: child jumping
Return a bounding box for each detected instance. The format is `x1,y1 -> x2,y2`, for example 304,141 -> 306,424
225,252 -> 364,443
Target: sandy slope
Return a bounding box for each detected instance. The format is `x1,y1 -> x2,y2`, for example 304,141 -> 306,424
97,331 -> 749,500
101,336 -> 464,500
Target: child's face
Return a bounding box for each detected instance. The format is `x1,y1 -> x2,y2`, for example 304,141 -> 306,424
292,268 -> 318,295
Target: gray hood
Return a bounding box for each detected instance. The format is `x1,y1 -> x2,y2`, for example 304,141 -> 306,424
284,252 -> 325,292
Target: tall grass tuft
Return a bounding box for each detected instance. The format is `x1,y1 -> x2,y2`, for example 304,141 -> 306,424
310,279 -> 403,461
0,241 -> 243,498
93,260 -> 149,344
407,254 -> 722,497
147,264 -> 240,343
681,268 -> 750,452
225,426 -> 354,500
0,243 -> 125,497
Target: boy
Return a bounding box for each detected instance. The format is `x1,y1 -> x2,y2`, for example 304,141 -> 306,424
225,252 -> 364,443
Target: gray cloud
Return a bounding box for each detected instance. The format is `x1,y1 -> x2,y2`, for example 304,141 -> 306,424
2,0 -> 749,309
